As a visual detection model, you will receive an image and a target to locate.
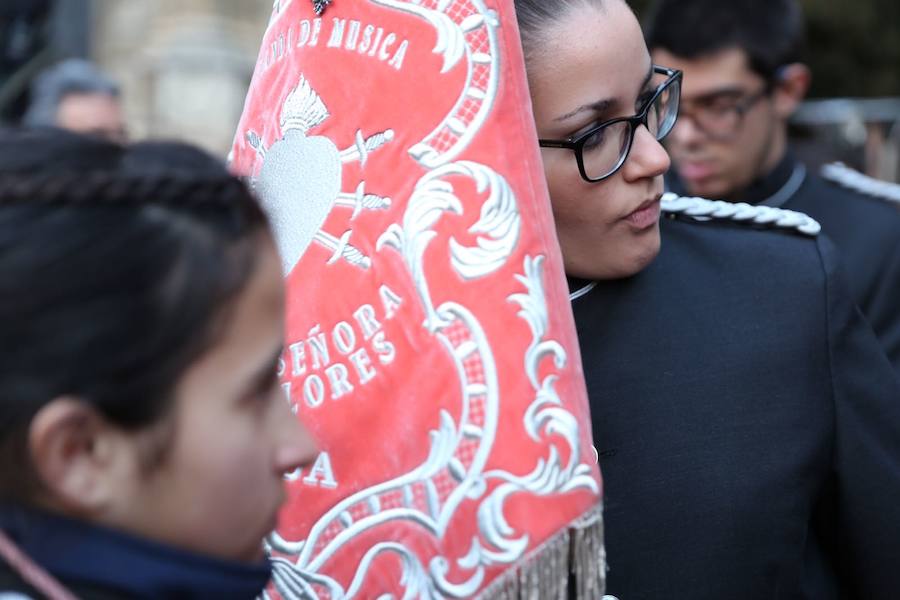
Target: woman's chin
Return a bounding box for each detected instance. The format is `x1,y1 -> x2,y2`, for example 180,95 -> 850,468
567,227 -> 661,281
626,228 -> 662,276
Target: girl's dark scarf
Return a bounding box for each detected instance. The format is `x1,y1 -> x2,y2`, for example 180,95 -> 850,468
0,505 -> 272,599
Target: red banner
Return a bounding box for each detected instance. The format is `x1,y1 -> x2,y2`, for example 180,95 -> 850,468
231,1 -> 603,597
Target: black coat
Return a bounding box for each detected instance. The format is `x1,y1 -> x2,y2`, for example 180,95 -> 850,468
670,153 -> 900,370
572,209 -> 900,599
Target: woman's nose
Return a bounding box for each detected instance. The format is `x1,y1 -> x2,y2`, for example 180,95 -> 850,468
623,124 -> 671,182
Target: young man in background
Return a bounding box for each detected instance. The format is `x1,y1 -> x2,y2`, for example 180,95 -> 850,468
646,0 -> 900,370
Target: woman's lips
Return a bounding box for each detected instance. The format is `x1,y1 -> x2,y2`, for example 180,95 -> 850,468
625,199 -> 661,229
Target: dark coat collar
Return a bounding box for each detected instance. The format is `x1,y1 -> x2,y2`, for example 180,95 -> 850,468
566,275 -> 595,300
734,152 -> 807,207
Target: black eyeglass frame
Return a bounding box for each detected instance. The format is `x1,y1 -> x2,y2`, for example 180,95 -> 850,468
538,65 -> 683,183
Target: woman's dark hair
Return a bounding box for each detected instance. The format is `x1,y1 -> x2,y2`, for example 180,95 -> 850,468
644,0 -> 806,81
513,0 -> 603,61
0,128 -> 271,500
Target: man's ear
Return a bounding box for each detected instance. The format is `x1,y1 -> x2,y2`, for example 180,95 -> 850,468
772,63 -> 811,119
28,398 -> 124,514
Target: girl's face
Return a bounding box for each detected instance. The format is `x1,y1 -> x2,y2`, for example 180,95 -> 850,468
106,237 -> 317,563
528,0 -> 671,280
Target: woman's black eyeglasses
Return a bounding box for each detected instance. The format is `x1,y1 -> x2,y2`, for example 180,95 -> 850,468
538,65 -> 682,183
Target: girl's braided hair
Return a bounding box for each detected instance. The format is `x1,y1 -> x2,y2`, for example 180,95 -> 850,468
0,170 -> 249,208
0,128 -> 271,500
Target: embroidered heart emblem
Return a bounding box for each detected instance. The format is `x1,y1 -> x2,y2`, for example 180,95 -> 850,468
256,129 -> 342,275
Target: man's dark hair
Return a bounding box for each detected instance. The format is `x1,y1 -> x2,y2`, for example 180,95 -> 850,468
0,128 -> 270,501
644,0 -> 806,80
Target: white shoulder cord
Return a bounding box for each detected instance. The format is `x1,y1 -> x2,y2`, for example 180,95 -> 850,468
569,193 -> 820,301
661,192 -> 822,236
821,163 -> 900,204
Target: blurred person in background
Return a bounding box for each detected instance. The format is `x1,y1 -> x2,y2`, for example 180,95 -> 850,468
22,58 -> 126,142
0,129 -> 316,599
646,0 -> 900,370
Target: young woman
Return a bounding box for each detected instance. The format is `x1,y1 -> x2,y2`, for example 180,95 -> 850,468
0,129 -> 318,599
514,1 -> 900,598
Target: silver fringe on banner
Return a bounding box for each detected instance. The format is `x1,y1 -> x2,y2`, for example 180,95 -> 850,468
477,506 -> 606,600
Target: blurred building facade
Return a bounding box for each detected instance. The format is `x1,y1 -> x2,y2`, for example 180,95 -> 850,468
3,1 -> 897,175
91,0 -> 270,156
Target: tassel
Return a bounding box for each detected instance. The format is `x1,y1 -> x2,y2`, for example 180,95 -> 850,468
478,505 -> 605,600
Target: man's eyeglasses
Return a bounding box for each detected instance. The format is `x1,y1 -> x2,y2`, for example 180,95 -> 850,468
538,65 -> 682,183
675,83 -> 773,141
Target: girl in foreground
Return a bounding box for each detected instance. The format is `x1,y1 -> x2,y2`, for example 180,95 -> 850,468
0,129 -> 317,599
514,0 -> 900,597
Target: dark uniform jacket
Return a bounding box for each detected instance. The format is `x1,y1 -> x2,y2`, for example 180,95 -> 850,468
572,208 -> 900,599
670,153 -> 900,370
0,506 -> 271,599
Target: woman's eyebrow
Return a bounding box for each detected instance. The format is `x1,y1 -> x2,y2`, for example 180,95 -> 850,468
553,65 -> 655,124
554,98 -> 613,123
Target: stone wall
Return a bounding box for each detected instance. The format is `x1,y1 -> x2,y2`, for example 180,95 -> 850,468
91,0 -> 271,156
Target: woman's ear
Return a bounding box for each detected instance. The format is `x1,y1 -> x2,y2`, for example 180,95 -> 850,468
28,398 -> 125,514
773,63 -> 811,120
